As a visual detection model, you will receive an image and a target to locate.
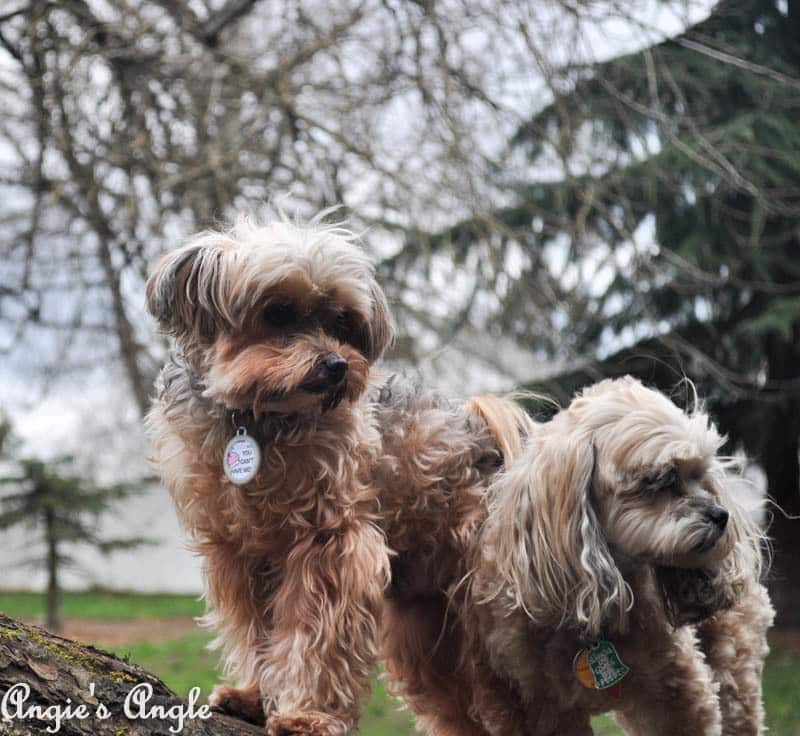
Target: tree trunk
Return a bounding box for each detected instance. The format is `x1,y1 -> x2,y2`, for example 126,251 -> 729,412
762,410 -> 800,628
44,507 -> 60,633
0,614 -> 262,735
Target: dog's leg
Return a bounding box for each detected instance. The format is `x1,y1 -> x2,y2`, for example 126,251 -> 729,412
382,596 -> 513,736
261,521 -> 389,736
470,663 -> 531,736
201,544 -> 273,725
613,627 -> 722,736
698,583 -> 774,736
211,683 -> 266,725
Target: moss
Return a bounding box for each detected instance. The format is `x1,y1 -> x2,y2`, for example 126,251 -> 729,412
27,629 -> 109,675
0,626 -> 22,640
115,727 -> 129,736
109,670 -> 137,684
24,629 -> 143,690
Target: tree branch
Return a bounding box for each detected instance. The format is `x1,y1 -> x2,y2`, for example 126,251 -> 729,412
0,614 -> 261,735
201,0 -> 261,46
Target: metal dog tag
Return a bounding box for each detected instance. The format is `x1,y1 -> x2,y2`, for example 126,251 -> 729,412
223,427 -> 261,485
574,640 -> 629,692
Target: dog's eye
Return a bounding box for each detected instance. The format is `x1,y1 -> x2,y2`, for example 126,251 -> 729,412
334,310 -> 352,334
642,466 -> 680,494
333,310 -> 357,341
264,302 -> 297,327
329,309 -> 368,352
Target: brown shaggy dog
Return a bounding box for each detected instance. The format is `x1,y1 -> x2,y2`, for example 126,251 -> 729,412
145,217 -> 393,736
387,377 -> 772,736
144,216 -> 532,735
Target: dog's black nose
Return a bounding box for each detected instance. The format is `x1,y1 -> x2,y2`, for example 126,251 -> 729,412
322,355 -> 348,384
706,505 -> 729,529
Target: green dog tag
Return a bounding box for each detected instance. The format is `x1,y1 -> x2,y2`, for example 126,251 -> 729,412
587,640 -> 629,689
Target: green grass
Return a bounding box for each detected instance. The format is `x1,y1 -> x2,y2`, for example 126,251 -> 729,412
592,715 -> 622,734
114,632 -> 218,697
762,634 -> 800,735
362,678 -> 417,736
2,590 -> 798,735
0,589 -> 203,620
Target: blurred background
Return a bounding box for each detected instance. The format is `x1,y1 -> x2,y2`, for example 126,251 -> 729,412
0,0 -> 798,733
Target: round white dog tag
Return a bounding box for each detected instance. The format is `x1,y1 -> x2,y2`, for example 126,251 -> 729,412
223,427 -> 261,485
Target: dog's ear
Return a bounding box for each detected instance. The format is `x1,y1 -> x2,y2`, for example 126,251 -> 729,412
146,238 -> 231,343
480,430 -> 631,638
360,280 -> 393,363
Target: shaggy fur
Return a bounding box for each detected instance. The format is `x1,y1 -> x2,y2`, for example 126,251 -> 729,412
144,217 -> 534,736
145,218 -> 770,736
145,217 -> 394,736
375,384 -> 535,736
425,376 -> 773,736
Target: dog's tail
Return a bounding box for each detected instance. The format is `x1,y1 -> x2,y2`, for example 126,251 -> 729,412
468,394 -> 536,464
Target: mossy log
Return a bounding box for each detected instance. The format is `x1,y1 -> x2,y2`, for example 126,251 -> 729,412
0,614 -> 262,735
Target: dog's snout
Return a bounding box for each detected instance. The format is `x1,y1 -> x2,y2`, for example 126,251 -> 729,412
303,355 -> 349,394
322,355 -> 348,384
706,505 -> 729,529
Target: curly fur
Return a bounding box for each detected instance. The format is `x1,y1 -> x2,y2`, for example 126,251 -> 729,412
145,219 -> 771,736
144,216 -> 536,736
375,380 -> 535,736
459,376 -> 773,736
145,217 -> 394,736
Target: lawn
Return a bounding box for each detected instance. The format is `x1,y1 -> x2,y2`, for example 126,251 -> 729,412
1,591 -> 797,735
0,589 -> 203,620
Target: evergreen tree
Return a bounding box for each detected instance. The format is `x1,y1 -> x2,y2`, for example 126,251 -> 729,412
0,452 -> 147,630
433,0 -> 800,621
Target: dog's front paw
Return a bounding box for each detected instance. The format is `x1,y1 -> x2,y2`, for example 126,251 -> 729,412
266,711 -> 349,736
210,684 -> 266,725
656,565 -> 738,626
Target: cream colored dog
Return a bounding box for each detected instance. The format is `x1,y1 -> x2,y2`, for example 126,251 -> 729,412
385,377 -> 773,736
468,377 -> 773,735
